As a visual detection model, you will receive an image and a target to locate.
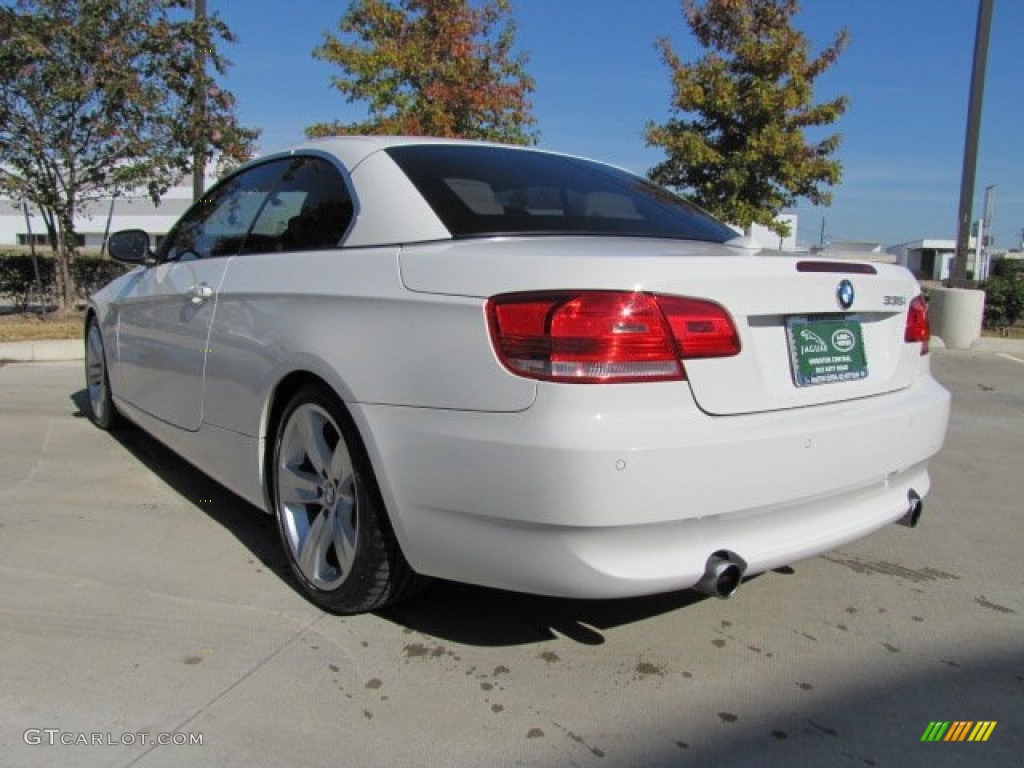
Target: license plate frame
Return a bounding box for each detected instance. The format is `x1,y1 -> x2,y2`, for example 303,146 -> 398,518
786,315 -> 868,387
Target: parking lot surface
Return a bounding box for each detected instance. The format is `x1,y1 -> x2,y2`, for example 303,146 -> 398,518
0,350 -> 1021,767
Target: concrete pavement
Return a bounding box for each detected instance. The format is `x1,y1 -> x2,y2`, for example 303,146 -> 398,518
0,351 -> 1021,767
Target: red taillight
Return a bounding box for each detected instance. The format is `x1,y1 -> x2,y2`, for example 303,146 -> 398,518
486,291 -> 740,383
904,295 -> 930,355
655,295 -> 742,359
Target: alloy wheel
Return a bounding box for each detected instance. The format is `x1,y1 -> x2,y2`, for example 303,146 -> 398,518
276,403 -> 359,590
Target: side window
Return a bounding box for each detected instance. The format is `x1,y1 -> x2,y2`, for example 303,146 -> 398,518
245,156 -> 354,254
162,160 -> 288,262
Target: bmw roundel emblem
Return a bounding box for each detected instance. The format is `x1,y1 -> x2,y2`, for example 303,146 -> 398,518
836,279 -> 855,310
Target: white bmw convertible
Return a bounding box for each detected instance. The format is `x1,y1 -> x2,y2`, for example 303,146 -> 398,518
86,137 -> 950,613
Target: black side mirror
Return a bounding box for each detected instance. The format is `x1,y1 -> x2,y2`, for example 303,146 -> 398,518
107,229 -> 153,265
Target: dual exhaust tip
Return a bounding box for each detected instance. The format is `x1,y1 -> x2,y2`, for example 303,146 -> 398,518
695,491 -> 924,599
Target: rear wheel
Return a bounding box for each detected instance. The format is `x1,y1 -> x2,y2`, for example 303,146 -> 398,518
84,318 -> 121,430
272,383 -> 419,613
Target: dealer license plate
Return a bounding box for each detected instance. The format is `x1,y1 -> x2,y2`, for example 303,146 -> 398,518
786,316 -> 868,387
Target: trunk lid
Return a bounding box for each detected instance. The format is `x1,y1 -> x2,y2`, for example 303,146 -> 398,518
400,237 -> 925,415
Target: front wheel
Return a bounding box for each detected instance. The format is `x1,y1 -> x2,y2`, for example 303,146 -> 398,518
271,383 -> 420,614
84,317 -> 121,430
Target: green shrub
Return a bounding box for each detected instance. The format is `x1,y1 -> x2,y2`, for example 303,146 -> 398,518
0,253 -> 55,310
982,275 -> 1024,330
992,258 -> 1024,279
0,252 -> 130,309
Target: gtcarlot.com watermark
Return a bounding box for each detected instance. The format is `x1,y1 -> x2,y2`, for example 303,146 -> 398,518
24,729 -> 203,747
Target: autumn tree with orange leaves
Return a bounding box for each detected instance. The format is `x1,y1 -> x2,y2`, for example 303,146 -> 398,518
646,0 -> 848,237
308,0 -> 536,144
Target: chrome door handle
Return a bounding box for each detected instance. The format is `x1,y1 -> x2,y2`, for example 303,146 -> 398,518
190,283 -> 214,304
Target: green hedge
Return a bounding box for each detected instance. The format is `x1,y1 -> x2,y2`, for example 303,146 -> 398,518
992,258 -> 1024,279
0,252 -> 131,309
982,274 -> 1024,330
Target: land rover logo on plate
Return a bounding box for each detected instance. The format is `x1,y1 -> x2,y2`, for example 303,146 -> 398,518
837,279 -> 855,310
832,328 -> 856,352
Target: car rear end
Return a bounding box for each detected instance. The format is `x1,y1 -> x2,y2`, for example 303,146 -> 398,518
362,238 -> 949,598
342,141 -> 951,599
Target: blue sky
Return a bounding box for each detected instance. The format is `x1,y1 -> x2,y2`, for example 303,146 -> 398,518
214,1 -> 1023,249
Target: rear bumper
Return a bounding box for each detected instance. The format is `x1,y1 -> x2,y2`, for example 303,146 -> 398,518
352,375 -> 950,598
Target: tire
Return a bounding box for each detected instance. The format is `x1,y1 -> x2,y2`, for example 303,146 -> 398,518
84,317 -> 122,430
271,383 -> 420,614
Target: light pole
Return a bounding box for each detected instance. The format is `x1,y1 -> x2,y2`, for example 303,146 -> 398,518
21,202 -> 45,312
193,0 -> 207,203
978,184 -> 996,280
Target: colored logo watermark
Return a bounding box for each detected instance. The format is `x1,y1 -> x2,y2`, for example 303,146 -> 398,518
921,721 -> 997,742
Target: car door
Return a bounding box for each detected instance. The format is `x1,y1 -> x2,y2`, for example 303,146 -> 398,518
116,159 -> 289,431
199,154 -> 358,435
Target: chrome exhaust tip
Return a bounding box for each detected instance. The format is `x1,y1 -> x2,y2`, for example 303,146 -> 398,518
898,489 -> 923,528
694,551 -> 745,599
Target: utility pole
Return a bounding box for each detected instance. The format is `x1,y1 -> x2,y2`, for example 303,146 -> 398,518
978,184 -> 996,280
950,0 -> 994,286
193,0 -> 207,203
21,202 -> 45,312
101,196 -> 116,257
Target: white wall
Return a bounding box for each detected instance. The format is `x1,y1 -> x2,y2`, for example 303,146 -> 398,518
1,182 -> 200,248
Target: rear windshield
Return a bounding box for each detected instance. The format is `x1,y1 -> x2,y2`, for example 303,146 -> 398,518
385,144 -> 737,243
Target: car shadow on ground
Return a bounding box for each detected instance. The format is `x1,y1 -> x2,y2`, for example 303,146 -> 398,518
71,387 -> 746,647
385,569 -> 775,646
380,581 -> 708,646
69,388 -> 294,587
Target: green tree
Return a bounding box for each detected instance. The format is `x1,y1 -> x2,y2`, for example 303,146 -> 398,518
646,0 -> 848,236
0,0 -> 257,309
308,0 -> 536,144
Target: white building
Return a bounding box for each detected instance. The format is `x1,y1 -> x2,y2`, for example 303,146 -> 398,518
886,237 -> 987,282
3,181 -> 803,253
1,176 -> 208,251
887,239 -> 956,282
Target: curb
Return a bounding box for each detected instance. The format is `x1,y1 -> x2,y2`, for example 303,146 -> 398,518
929,335 -> 1024,355
0,339 -> 83,362
963,336 -> 1024,355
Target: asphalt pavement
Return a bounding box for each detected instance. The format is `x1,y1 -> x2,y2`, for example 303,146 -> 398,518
0,350 -> 1021,767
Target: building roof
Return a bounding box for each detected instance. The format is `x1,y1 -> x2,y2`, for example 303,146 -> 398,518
888,238 -> 958,250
